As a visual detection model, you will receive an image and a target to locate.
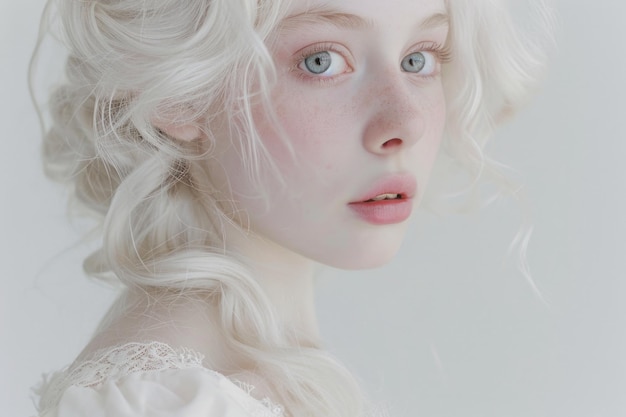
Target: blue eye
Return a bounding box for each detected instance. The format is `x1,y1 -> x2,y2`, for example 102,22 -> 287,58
304,51 -> 331,74
401,51 -> 437,75
300,50 -> 349,76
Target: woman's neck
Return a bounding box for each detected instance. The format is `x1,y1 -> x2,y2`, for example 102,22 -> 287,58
226,228 -> 321,345
80,226 -> 321,376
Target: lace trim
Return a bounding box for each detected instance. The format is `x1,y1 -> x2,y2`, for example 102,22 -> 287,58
36,341 -> 284,417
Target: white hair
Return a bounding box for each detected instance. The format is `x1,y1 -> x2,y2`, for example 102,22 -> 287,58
30,0 -> 555,416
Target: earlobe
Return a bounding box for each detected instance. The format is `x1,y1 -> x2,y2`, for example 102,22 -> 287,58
151,110 -> 205,142
153,120 -> 203,142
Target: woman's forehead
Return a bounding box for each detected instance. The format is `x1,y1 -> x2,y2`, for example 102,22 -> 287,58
281,0 -> 448,23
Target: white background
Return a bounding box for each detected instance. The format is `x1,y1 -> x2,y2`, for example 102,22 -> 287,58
2,1 -> 625,416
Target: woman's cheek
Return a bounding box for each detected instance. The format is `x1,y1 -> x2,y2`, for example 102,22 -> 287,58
261,92 -> 350,165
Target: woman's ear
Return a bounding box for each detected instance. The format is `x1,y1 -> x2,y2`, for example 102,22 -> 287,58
151,108 -> 205,142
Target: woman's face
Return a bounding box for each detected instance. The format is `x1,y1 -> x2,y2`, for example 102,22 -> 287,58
210,0 -> 449,269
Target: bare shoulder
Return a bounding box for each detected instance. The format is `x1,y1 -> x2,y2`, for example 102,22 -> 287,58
76,289 -> 230,370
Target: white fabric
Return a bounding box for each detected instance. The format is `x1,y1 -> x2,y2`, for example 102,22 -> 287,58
34,342 -> 285,417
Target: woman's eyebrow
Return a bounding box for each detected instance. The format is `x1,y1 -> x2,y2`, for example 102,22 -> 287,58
278,7 -> 449,32
418,12 -> 450,30
278,8 -> 375,30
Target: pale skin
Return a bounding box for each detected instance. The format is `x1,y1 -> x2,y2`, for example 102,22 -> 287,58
81,0 -> 449,392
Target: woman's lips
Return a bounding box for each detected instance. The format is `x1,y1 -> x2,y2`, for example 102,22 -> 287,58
348,198 -> 413,225
348,174 -> 417,225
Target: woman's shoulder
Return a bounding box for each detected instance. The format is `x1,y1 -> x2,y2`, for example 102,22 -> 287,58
34,341 -> 284,417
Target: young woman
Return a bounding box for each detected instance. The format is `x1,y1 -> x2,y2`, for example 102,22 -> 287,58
31,0 -> 552,416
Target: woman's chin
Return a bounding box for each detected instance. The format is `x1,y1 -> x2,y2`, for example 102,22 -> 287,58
313,235 -> 406,271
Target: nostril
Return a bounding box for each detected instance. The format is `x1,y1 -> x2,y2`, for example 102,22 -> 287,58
382,138 -> 403,149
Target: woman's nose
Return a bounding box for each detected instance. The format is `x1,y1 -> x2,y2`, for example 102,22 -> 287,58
361,73 -> 425,155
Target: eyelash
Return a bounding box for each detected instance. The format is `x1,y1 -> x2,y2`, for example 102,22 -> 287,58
406,41 -> 453,82
292,42 -> 353,85
292,41 -> 453,85
414,41 -> 453,71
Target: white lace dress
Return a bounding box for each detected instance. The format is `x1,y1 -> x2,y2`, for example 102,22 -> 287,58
34,341 -> 285,417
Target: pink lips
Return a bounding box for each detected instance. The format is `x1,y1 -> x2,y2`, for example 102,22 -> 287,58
348,175 -> 417,225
